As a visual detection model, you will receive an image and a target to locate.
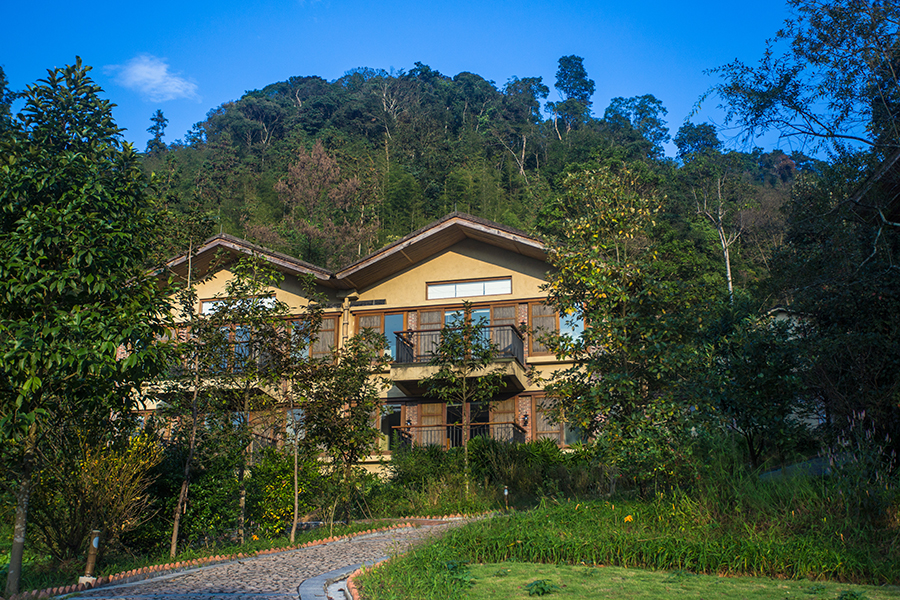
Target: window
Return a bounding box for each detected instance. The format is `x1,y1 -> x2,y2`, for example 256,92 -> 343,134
420,305 -> 516,329
378,403 -> 403,451
294,316 -> 338,359
201,296 -> 278,315
310,316 -> 338,358
417,304 -> 522,360
357,312 -> 406,359
285,408 -> 304,441
426,277 -> 511,300
529,303 -> 584,355
530,395 -> 583,446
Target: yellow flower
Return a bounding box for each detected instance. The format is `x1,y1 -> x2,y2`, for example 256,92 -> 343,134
624,515 -> 633,523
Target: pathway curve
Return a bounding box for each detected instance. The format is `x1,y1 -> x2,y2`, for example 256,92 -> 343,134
68,521 -> 459,600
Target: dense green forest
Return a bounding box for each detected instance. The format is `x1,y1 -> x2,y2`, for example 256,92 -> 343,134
142,56 -> 804,292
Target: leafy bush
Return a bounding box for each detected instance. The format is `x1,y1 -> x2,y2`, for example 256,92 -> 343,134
468,437 -> 610,500
246,446 -> 321,537
29,434 -> 163,561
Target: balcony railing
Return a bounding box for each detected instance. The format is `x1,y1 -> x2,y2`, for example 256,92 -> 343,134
393,421 -> 527,448
394,325 -> 524,365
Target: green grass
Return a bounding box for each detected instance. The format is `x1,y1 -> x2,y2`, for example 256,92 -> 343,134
357,494 -> 900,600
462,563 -> 900,599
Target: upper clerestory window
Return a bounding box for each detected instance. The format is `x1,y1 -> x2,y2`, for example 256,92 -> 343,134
426,277 -> 512,300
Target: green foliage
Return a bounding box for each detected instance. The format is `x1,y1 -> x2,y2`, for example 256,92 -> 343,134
709,0 -> 900,153
301,330 -> 389,523
422,301 -> 506,497
541,166 -> 710,491
827,412 -> 899,528
246,446 -> 321,538
674,122 -> 721,161
773,155 -> 900,455
0,57 -> 169,596
146,109 -> 168,156
28,433 -> 163,561
468,437 -> 610,500
603,94 -> 670,157
525,579 -> 561,596
0,56 -> 169,453
687,301 -> 809,469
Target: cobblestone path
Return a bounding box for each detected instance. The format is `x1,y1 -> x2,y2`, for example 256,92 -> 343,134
71,522 -> 456,600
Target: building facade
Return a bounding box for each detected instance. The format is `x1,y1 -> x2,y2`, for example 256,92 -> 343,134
156,213 -> 580,465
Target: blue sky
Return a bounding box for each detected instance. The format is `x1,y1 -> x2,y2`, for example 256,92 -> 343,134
2,0 -> 793,157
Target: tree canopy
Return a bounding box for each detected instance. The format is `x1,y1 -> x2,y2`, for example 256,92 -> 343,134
0,57 -> 169,596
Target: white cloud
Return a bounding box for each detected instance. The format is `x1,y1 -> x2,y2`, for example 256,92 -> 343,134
106,55 -> 198,102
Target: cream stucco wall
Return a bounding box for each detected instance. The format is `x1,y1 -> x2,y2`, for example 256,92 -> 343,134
353,238 -> 550,312
170,267 -> 340,322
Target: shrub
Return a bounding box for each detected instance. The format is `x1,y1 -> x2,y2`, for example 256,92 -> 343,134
246,446 -> 321,537
29,434 -> 163,561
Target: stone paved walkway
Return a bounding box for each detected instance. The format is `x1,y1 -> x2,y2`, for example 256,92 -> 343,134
70,522 -> 457,600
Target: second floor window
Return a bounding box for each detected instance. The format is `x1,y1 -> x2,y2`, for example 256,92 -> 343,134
358,312 -> 405,359
426,277 -> 511,300
529,303 -> 584,355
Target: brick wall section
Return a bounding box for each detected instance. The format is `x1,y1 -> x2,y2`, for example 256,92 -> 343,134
517,395 -> 532,442
517,303 -> 529,359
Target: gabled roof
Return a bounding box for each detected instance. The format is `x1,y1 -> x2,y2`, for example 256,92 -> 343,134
334,212 -> 547,290
163,233 -> 334,286
160,214 -> 547,291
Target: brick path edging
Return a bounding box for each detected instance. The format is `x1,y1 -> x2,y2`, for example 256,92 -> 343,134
0,512 -> 491,600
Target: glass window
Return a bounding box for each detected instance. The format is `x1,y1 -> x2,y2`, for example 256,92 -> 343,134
426,278 -> 511,300
379,403 -> 403,450
310,317 -> 337,358
286,408 -> 304,440
357,312 -> 406,359
530,304 -> 584,355
530,304 -> 557,354
560,311 -> 585,339
384,313 -> 405,359
201,296 -> 277,315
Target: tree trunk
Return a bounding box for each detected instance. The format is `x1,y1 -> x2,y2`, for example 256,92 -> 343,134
238,390 -> 251,545
170,386 -> 200,558
5,462 -> 33,597
290,402 -> 299,543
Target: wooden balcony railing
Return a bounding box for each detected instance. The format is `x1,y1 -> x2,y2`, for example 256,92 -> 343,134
394,325 -> 524,365
392,421 -> 527,448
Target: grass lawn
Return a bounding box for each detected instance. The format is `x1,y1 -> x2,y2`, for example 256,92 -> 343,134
463,563 -> 900,599
356,495 -> 900,599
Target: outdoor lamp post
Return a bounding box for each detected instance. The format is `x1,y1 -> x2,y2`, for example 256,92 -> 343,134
79,529 -> 101,584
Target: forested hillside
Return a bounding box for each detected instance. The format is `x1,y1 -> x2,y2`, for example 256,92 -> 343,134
143,56 -> 805,291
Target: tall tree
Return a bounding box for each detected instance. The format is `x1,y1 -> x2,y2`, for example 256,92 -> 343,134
680,151 -> 755,301
709,0 -> 899,154
0,58 -> 169,596
421,303 -> 505,498
710,0 -> 900,450
541,166 -> 707,489
146,109 -> 168,156
0,65 -> 14,134
674,122 -> 722,162
548,55 -> 595,137
301,330 -> 389,527
273,140 -> 378,267
604,94 -> 670,157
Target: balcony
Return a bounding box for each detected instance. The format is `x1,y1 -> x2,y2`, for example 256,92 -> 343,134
393,421 -> 527,448
391,325 -> 528,396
